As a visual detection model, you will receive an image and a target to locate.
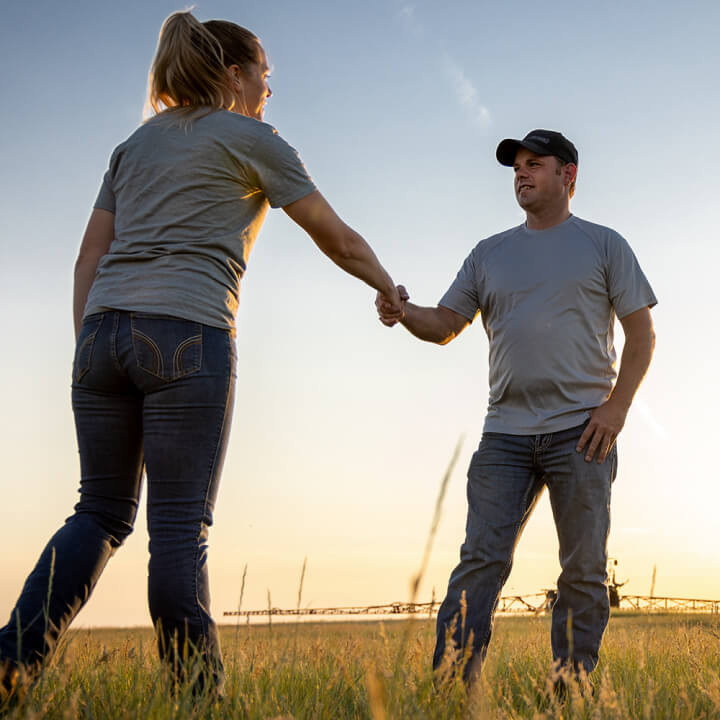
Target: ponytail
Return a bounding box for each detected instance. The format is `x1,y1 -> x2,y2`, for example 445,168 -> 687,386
147,10 -> 259,120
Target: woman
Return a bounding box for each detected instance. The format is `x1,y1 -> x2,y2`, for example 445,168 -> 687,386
0,10 -> 403,697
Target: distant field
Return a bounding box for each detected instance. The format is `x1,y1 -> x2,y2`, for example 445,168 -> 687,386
3,611 -> 720,719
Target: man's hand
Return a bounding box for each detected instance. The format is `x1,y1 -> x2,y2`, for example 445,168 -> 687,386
576,398 -> 629,463
376,284 -> 409,327
576,306 -> 655,464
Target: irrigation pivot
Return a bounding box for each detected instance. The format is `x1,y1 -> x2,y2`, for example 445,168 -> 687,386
223,592 -> 720,619
224,561 -> 719,619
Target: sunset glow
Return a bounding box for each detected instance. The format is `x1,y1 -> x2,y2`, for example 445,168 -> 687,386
1,0 -> 718,628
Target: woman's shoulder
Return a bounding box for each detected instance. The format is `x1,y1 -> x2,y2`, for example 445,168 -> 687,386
121,110 -> 300,167
194,111 -> 296,156
199,110 -> 278,136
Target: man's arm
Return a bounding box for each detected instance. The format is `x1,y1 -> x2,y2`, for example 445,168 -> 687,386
576,306 -> 656,463
73,208 -> 115,340
376,286 -> 471,345
400,302 -> 471,345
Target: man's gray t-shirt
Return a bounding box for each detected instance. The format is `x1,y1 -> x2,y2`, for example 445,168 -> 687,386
439,215 -> 657,435
86,110 -> 316,330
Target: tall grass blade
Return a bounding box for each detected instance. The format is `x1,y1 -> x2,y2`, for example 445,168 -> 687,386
410,434 -> 464,601
233,563 -> 248,670
650,564 -> 657,599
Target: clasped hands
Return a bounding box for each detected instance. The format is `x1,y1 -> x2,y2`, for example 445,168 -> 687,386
376,285 -> 409,327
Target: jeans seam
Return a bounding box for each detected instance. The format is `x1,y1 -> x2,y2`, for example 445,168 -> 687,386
193,330 -> 232,642
110,312 -> 122,373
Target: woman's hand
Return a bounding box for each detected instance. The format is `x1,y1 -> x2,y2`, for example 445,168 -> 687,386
376,285 -> 409,327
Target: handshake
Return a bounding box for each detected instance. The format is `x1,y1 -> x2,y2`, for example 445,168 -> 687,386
376,285 -> 409,327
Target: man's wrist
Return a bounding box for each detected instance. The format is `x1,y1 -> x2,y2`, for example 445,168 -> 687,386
607,392 -> 632,413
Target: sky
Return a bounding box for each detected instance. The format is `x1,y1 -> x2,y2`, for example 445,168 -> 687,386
1,0 -> 719,627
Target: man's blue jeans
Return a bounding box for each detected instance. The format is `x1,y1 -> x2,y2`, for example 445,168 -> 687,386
0,311 -> 236,692
433,423 -> 617,679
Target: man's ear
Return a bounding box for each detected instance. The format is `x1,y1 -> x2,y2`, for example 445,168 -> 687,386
564,163 -> 578,187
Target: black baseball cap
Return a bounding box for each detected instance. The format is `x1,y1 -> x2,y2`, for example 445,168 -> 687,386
496,129 -> 578,167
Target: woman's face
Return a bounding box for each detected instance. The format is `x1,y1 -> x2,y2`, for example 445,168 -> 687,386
230,45 -> 272,120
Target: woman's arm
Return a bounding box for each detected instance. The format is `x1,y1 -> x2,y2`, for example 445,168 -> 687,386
73,209 -> 115,340
283,190 -> 402,311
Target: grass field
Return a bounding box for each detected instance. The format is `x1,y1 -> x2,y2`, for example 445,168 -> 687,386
2,611 -> 720,719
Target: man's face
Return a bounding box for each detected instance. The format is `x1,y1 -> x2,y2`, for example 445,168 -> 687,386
513,148 -> 573,212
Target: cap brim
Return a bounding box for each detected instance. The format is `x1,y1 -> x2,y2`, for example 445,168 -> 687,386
496,138 -> 555,166
496,139 -> 522,166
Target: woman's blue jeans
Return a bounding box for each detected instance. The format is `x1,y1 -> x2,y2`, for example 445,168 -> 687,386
433,423 -> 617,680
0,311 -> 236,692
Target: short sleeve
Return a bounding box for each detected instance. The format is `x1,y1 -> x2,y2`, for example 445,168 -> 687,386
606,231 -> 657,318
439,250 -> 481,322
93,169 -> 116,213
249,126 -> 316,209
93,145 -> 122,213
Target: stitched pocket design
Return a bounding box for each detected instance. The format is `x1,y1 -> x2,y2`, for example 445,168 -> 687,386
73,314 -> 104,383
610,444 -> 618,483
131,316 -> 202,381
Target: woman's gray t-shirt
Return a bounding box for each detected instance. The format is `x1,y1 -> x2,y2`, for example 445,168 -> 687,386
86,110 -> 316,330
439,215 -> 657,435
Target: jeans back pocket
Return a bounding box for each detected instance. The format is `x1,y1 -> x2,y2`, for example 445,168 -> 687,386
131,315 -> 202,381
73,314 -> 104,383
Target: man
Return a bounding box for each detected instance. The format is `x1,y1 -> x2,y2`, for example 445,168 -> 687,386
377,130 -> 656,686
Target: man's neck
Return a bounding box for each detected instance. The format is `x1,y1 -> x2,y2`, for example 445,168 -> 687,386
525,205 -> 571,231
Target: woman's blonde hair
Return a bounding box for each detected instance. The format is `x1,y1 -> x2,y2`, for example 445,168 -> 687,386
147,10 -> 260,120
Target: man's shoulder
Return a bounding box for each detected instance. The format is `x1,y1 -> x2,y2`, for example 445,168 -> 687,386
568,215 -> 624,242
471,223 -> 525,258
483,223 -> 526,242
